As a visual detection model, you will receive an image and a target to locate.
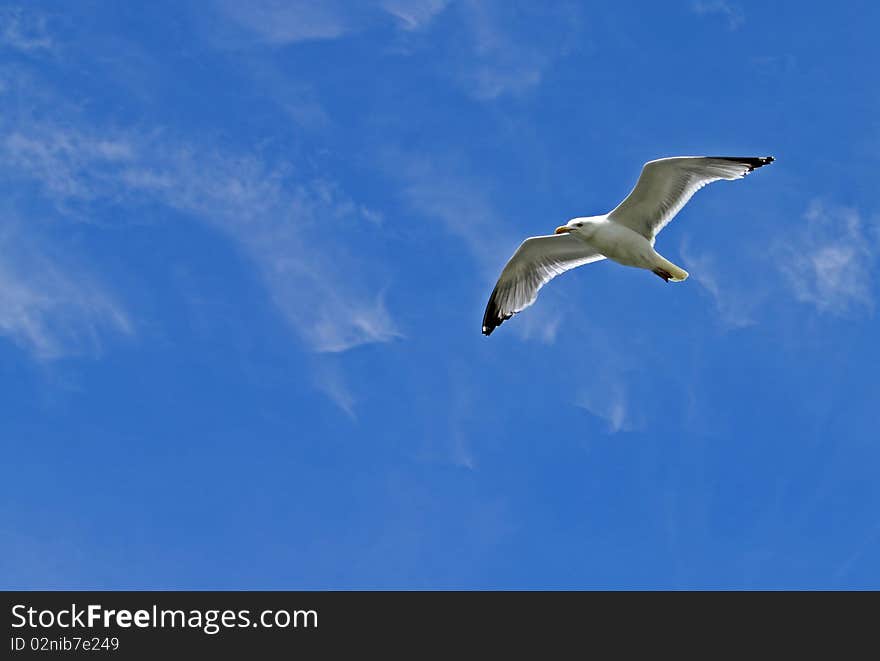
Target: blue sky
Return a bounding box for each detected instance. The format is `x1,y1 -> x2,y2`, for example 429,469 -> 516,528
1,1 -> 878,589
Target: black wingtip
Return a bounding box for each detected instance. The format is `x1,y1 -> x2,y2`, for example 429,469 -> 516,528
481,312 -> 501,337
481,285 -> 510,336
482,319 -> 504,336
713,155 -> 775,171
482,287 -> 499,336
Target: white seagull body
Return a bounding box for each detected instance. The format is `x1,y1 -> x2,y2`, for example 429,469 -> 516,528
481,155 -> 774,336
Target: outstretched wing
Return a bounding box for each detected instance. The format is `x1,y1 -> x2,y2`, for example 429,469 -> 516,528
608,156 -> 774,241
482,233 -> 604,336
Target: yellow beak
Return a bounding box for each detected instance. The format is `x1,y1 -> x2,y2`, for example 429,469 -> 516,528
555,226 -> 571,234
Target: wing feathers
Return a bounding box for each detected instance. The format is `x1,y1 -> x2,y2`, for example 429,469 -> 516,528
713,156 -> 775,171
608,156 -> 774,240
482,234 -> 603,336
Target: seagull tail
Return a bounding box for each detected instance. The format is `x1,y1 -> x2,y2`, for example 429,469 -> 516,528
667,264 -> 688,282
652,256 -> 689,282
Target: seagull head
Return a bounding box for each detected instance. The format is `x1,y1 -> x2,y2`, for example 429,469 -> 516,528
555,218 -> 593,237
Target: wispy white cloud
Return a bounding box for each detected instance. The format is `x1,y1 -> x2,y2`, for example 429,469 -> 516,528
214,0 -> 355,45
125,151 -> 402,353
777,201 -> 876,315
750,54 -> 797,76
0,6 -> 54,53
313,361 -> 357,418
283,88 -> 333,131
414,365 -> 478,469
451,1 -> 582,100
576,380 -> 636,434
4,129 -> 134,201
381,0 -> 450,31
0,225 -> 131,360
691,0 -> 745,30
680,237 -> 759,328
447,372 -> 480,469
0,10 -> 400,357
678,200 -> 877,326
512,306 -> 562,345
210,0 -> 576,100
383,149 -> 508,272
2,123 -> 400,353
212,0 -> 448,47
567,322 -> 652,434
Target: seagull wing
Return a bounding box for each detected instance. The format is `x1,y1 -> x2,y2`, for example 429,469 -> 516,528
482,234 -> 604,336
607,156 -> 774,241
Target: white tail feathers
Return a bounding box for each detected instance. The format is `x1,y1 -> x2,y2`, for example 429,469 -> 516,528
668,264 -> 689,282
652,256 -> 689,282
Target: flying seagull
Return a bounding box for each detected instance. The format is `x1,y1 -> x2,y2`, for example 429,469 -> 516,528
481,155 -> 774,336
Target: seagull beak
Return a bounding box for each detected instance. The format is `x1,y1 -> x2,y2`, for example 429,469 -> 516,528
555,226 -> 571,234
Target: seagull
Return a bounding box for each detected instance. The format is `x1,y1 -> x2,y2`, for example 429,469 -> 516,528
481,155 -> 774,336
